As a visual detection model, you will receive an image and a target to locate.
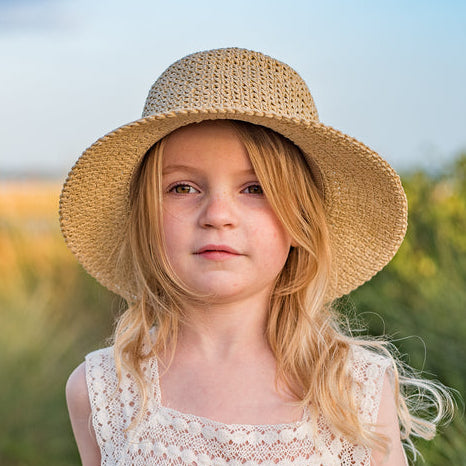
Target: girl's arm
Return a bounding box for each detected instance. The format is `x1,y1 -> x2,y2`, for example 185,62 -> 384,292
66,362 -> 101,466
371,373 -> 408,466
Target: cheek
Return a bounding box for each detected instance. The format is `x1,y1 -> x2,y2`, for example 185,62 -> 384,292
270,216 -> 292,247
163,206 -> 188,235
253,216 -> 291,260
162,212 -> 186,260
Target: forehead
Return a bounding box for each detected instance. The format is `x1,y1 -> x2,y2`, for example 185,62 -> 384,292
162,121 -> 252,169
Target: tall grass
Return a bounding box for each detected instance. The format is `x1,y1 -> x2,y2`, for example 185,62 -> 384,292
0,182 -> 116,465
0,156 -> 464,464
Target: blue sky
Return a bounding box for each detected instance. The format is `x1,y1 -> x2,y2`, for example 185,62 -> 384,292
0,0 -> 465,177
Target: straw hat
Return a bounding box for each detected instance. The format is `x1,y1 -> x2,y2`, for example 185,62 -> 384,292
59,47 -> 407,302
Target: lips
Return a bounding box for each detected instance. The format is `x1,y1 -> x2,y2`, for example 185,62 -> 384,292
194,244 -> 241,260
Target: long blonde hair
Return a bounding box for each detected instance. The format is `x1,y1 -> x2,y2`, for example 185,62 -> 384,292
114,120 -> 453,458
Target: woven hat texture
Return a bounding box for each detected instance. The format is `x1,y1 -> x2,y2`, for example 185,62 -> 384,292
59,47 -> 408,302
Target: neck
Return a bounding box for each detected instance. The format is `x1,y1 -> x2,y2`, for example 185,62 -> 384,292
175,292 -> 271,362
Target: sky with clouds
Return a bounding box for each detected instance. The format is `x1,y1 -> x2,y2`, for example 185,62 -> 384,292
0,0 -> 465,177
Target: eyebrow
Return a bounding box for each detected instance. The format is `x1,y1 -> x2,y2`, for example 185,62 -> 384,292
162,164 -> 257,176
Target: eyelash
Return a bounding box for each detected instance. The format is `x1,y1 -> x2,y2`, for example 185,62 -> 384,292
168,183 -> 198,194
242,184 -> 263,195
167,182 -> 263,195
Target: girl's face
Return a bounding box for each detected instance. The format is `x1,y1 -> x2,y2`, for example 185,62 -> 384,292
161,121 -> 292,305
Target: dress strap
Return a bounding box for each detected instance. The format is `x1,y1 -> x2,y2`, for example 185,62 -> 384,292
350,345 -> 393,425
85,347 -> 126,464
148,353 -> 163,406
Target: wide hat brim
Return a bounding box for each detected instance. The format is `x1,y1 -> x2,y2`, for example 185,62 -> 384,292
59,108 -> 407,302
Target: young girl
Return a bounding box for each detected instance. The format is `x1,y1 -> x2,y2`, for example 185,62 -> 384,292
61,48 -> 452,465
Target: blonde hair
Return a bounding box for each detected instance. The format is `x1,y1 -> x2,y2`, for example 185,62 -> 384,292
114,120 -> 453,459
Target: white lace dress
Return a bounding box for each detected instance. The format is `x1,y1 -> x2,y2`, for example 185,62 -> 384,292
85,345 -> 391,465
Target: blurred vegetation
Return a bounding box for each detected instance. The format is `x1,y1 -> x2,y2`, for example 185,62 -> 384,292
0,155 -> 465,465
0,182 -> 117,465
342,154 -> 466,465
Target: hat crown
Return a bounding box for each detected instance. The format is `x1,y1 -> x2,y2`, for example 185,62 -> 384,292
142,48 -> 319,122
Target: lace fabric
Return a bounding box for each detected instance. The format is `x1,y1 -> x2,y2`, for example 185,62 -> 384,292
85,345 -> 390,465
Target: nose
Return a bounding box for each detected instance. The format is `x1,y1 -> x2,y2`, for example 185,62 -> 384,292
198,192 -> 238,229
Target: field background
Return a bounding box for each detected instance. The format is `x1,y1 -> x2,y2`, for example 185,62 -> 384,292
0,155 -> 465,465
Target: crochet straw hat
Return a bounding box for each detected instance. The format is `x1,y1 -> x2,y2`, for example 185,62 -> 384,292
59,47 -> 407,302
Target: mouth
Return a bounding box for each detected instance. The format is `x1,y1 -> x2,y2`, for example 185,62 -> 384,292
194,244 -> 241,260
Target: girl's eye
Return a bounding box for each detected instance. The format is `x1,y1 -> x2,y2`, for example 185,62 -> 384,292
169,184 -> 198,194
243,184 -> 263,195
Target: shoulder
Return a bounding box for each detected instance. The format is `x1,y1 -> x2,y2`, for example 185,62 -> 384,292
66,362 -> 90,420
66,361 -> 101,465
371,372 -> 407,465
66,362 -> 89,411
348,345 -> 394,424
349,345 -> 394,393
84,346 -> 119,391
85,345 -> 115,366
349,344 -> 393,378
66,346 -> 116,443
348,345 -> 407,464
66,346 -> 116,405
